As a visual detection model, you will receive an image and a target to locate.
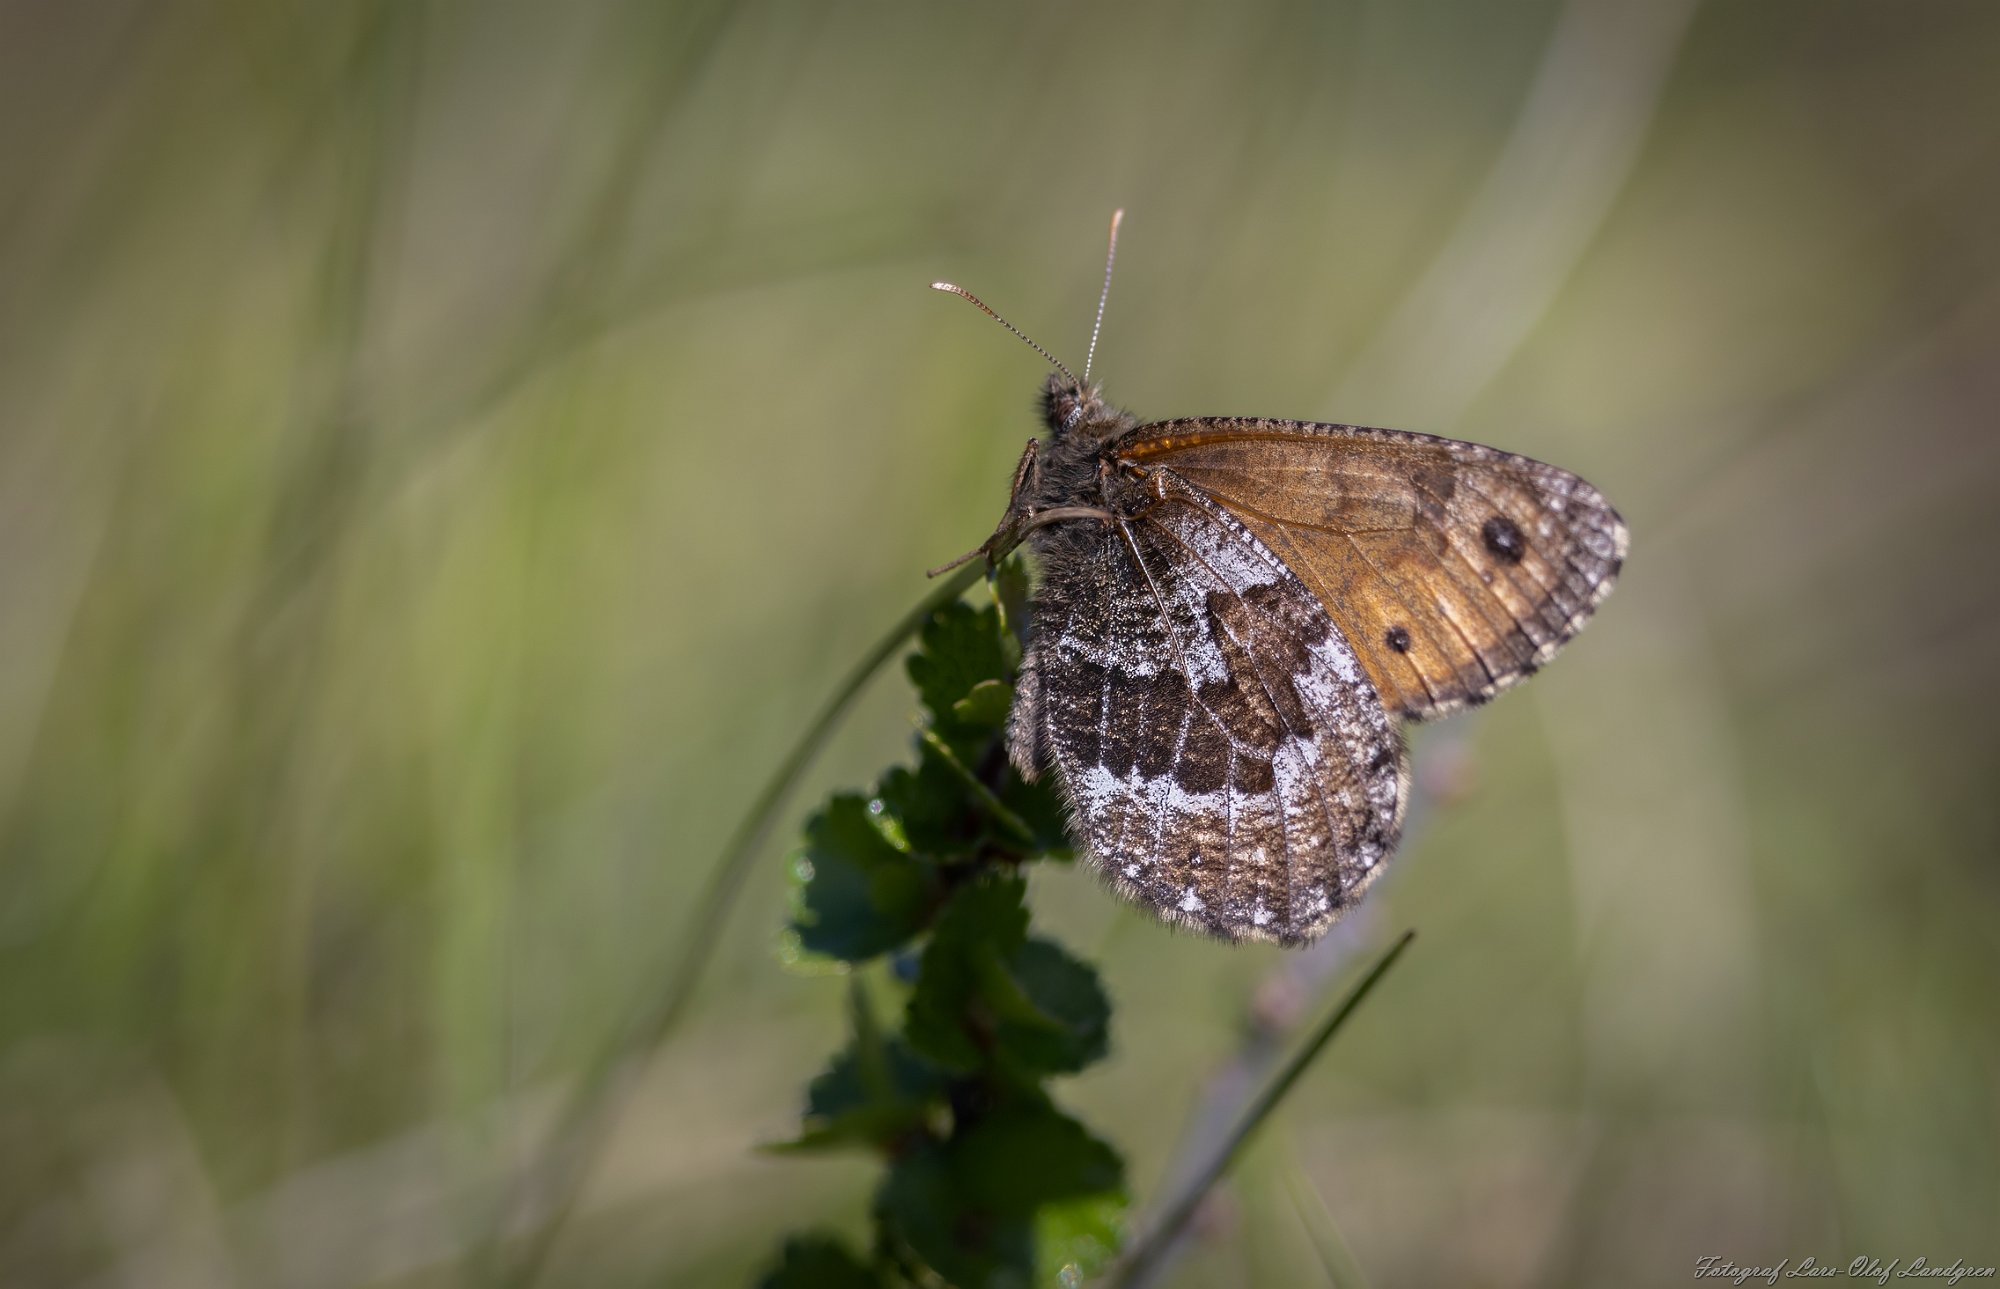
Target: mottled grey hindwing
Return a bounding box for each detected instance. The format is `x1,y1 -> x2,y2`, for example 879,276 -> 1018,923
1012,469 -> 1406,945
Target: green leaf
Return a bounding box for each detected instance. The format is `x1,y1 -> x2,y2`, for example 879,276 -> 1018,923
997,938 -> 1111,1076
874,751 -> 971,856
879,1143 -> 1035,1289
907,600 -> 1010,746
990,554 -> 1033,661
772,977 -> 944,1156
769,1033 -> 944,1153
1036,1190 -> 1128,1287
757,1233 -> 884,1289
999,772 -> 1074,858
790,794 -> 938,962
949,1097 -> 1124,1215
875,1097 -> 1124,1289
904,879 -> 1111,1080
953,678 -> 1015,729
905,876 -> 1031,1071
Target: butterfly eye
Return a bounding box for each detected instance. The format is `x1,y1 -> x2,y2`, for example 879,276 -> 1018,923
1043,381 -> 1087,436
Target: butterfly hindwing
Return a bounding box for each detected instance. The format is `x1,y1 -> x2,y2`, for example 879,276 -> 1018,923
1011,470 -> 1405,945
1115,419 -> 1627,721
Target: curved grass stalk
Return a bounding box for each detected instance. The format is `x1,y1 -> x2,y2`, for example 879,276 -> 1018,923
486,561 -> 986,1287
1108,929 -> 1417,1289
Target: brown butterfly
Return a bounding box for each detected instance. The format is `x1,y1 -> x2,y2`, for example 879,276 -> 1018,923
934,213 -> 1625,946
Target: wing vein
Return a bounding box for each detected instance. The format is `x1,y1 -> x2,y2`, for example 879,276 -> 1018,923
1257,517 -> 1445,713
1114,514 -> 1309,929
1133,501 -> 1377,924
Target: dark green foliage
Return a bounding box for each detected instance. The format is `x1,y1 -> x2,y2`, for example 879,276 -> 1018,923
951,677 -> 1015,729
904,877 -> 1110,1080
769,980 -> 946,1155
944,1094 -> 1123,1213
792,795 -> 942,962
906,602 -> 1011,742
998,773 -> 1073,860
774,572 -> 1126,1287
875,752 -> 972,857
989,557 -> 1034,652
756,1233 -> 882,1289
874,1092 -> 1122,1289
788,597 -> 1072,965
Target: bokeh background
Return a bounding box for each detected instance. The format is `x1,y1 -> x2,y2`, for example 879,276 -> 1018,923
3,0 -> 1997,1285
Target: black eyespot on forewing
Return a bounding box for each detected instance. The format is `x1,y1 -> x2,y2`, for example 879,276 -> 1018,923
1385,625 -> 1412,653
1482,515 -> 1526,564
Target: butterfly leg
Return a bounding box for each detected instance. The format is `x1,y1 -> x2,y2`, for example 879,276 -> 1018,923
932,440 -> 1118,573
1093,455 -> 1163,518
927,439 -> 1047,576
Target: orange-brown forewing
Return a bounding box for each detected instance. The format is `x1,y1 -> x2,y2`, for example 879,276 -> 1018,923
1116,418 -> 1627,720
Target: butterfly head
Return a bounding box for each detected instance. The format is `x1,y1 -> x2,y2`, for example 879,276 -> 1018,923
1042,372 -> 1130,442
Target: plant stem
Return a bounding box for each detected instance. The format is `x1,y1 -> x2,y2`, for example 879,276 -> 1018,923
487,561 -> 986,1287
1107,929 -> 1417,1289
1284,1155 -> 1373,1289
918,726 -> 1037,846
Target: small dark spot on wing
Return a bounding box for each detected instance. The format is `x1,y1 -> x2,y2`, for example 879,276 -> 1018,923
1482,515 -> 1526,563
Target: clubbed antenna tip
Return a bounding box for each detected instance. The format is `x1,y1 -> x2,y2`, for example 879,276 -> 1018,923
931,282 -> 1076,384
1085,208 -> 1124,383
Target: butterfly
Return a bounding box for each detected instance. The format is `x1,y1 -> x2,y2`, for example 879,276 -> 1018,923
933,213 -> 1625,946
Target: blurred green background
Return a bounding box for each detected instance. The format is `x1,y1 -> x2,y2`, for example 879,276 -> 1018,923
3,0 -> 1997,1285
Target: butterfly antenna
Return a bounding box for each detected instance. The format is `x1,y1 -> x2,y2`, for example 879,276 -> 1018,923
931,282 -> 1076,385
1084,207 -> 1124,383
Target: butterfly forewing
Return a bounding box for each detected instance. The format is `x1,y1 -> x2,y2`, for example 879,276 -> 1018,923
1011,470 -> 1404,945
1116,419 -> 1628,721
